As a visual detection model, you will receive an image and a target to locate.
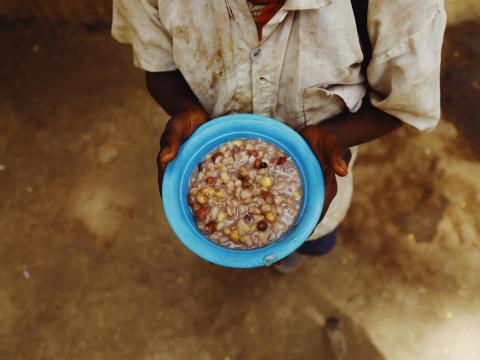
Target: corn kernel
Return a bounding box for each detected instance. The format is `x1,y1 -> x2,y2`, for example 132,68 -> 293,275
216,211 -> 227,222
216,190 -> 226,198
196,194 -> 207,205
264,211 -> 276,223
202,187 -> 215,196
230,228 -> 240,241
259,176 -> 273,188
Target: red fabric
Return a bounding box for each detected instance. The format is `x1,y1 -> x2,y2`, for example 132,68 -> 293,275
247,0 -> 286,39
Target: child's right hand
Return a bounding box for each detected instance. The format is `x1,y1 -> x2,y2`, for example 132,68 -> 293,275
157,107 -> 209,194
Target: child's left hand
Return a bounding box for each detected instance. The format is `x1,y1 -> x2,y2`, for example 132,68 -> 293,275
298,126 -> 351,221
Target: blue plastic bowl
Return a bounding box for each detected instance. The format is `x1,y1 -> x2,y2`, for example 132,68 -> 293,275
162,114 -> 324,268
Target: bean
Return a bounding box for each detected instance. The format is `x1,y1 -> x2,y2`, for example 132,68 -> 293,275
262,191 -> 274,204
211,152 -> 223,162
187,194 -> 195,206
216,221 -> 225,231
240,189 -> 252,200
237,218 -> 250,234
244,213 -> 252,222
259,161 -> 268,169
206,176 -> 215,185
230,228 -> 240,241
202,187 -> 215,197
257,220 -> 268,231
205,220 -> 216,235
253,214 -> 264,222
260,177 -> 273,188
264,211 -> 276,223
254,159 -> 262,169
220,172 -> 230,183
277,156 -> 287,166
216,211 -> 227,222
240,235 -> 253,247
261,204 -> 271,212
194,206 -> 209,220
196,194 -> 207,205
197,162 -> 204,171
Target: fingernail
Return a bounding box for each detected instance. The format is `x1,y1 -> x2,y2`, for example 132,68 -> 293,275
160,147 -> 171,160
337,159 -> 348,172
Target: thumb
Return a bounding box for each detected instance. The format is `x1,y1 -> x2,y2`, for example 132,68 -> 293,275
158,143 -> 178,164
159,120 -> 184,165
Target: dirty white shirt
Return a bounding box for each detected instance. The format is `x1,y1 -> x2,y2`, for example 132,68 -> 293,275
112,0 -> 446,239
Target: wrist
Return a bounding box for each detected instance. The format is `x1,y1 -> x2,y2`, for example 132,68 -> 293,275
178,105 -> 209,125
299,125 -> 341,145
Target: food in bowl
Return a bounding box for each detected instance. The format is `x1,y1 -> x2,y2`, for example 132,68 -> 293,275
187,138 -> 303,249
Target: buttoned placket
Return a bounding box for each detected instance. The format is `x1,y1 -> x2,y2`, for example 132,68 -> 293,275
230,1 -> 295,117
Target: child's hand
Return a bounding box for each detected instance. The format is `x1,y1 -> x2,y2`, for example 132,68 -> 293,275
298,126 -> 351,221
157,107 -> 209,193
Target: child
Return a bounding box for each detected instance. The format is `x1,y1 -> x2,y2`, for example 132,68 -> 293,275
112,0 -> 446,271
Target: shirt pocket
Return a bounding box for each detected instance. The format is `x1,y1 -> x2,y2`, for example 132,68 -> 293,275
302,84 -> 367,127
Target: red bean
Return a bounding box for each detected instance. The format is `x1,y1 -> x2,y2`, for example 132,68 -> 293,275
257,221 -> 268,231
205,176 -> 215,185
194,206 -> 209,221
277,157 -> 287,166
254,159 -> 262,169
187,194 -> 196,206
211,152 -> 223,162
262,191 -> 274,204
204,220 -> 216,235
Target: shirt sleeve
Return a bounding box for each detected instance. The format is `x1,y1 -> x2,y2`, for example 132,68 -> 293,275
366,1 -> 447,131
112,0 -> 177,72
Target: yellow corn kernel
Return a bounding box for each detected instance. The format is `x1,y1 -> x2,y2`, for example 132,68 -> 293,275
202,187 -> 215,196
216,190 -> 227,198
230,228 -> 240,242
259,177 -> 273,188
196,194 -> 207,205
253,214 -> 264,222
220,172 -> 230,183
216,211 -> 227,222
264,211 -> 276,223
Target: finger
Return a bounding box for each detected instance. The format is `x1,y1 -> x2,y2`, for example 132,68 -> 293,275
159,120 -> 184,165
322,136 -> 348,177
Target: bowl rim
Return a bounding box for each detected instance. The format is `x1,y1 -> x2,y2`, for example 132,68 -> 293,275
162,114 -> 324,268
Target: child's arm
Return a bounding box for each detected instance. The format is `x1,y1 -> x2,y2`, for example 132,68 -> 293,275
314,101 -> 402,147
146,70 -> 209,192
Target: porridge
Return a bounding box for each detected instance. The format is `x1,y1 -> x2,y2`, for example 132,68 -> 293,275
188,139 -> 303,249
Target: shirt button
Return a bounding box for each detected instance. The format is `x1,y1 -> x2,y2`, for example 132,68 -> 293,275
250,47 -> 261,62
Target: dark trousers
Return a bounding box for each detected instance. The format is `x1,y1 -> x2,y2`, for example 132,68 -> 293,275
296,231 -> 336,256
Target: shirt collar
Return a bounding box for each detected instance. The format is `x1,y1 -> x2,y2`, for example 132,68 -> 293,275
283,0 -> 332,10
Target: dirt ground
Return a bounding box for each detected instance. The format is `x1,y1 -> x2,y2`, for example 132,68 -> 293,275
0,3 -> 479,360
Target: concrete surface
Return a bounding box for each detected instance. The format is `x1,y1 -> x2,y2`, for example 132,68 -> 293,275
0,5 -> 479,360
